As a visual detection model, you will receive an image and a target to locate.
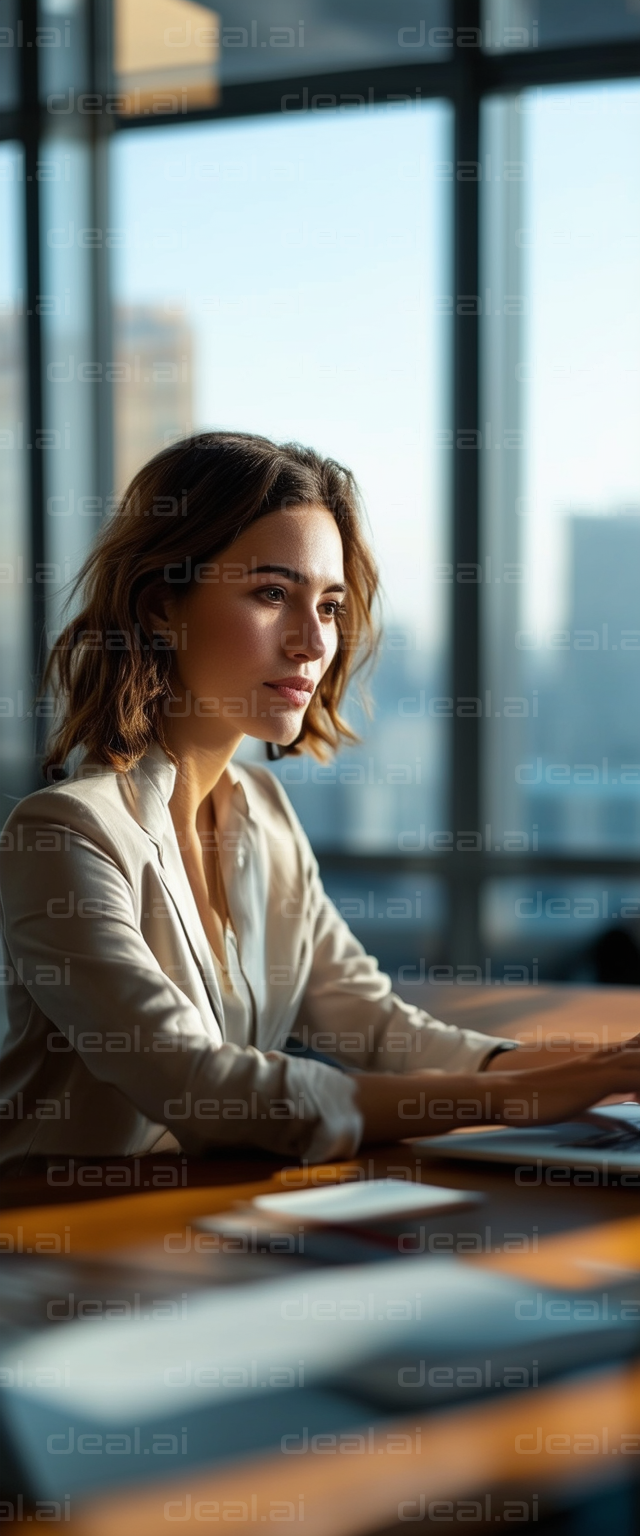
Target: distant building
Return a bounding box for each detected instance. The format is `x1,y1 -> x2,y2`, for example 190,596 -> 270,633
521,512 -> 640,850
113,305 -> 194,496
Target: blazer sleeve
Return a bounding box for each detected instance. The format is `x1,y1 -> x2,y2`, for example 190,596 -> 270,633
0,807 -> 363,1163
291,859 -> 517,1076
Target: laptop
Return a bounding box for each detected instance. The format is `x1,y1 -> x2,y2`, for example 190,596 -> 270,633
418,1102 -> 640,1174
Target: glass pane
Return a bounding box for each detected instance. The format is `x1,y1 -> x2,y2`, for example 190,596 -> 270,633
482,85 -> 640,856
113,0 -> 218,115
483,878 -> 640,983
484,0 -> 640,52
210,1 -> 451,85
110,104 -> 452,854
0,144 -> 30,811
40,135 -> 99,639
0,0 -> 20,108
38,0 -> 90,103
114,305 -> 194,492
322,872 -> 446,983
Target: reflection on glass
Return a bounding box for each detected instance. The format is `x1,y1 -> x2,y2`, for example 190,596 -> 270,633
482,86 -> 640,854
110,104 -> 452,854
114,0 -> 219,114
0,144 -> 30,811
484,0 -> 640,52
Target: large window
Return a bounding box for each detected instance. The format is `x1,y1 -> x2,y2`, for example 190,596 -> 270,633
482,84 -> 640,973
4,0 -> 640,984
110,106 -> 451,857
110,106 -> 452,970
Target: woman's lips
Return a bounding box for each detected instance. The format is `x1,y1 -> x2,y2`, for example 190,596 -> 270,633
264,682 -> 312,708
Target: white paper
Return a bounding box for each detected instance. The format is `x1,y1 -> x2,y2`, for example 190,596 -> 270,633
0,1260 -> 530,1421
249,1178 -> 481,1224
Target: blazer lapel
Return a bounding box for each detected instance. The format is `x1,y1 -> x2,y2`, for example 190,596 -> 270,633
157,826 -> 225,1030
118,743 -> 234,1032
120,750 -> 225,1032
81,746 -> 225,1032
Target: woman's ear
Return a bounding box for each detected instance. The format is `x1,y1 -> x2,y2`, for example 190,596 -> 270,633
136,583 -> 178,650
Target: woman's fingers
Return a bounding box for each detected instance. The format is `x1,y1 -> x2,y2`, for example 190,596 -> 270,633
519,1057 -> 640,1126
357,1057 -> 640,1145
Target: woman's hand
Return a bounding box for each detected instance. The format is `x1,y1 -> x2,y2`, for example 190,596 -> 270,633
353,1042 -> 640,1145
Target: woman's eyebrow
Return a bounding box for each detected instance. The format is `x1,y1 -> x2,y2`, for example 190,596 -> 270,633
251,563 -> 347,594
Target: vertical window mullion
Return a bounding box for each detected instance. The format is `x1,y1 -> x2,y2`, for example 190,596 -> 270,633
450,0 -> 482,964
89,0 -> 115,518
21,0 -> 45,779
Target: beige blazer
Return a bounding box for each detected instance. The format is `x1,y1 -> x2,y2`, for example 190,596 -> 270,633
0,746 -> 505,1163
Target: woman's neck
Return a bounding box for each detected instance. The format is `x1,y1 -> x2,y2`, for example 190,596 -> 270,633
163,718 -> 244,838
165,741 -> 236,951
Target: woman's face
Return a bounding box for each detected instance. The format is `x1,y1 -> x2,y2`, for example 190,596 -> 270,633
162,503 -> 346,749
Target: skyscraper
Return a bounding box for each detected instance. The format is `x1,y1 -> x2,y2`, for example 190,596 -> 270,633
113,305 -> 194,496
522,512 -> 640,849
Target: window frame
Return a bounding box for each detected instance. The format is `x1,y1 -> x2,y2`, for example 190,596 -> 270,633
4,0 -> 640,966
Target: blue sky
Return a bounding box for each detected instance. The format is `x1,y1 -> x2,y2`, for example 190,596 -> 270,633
110,103 -> 451,651
4,85 -> 640,644
523,82 -> 640,630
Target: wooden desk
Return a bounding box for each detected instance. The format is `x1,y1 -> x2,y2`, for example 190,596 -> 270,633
2,984 -> 640,1533
411,978 -> 640,1053
71,1361 -> 640,1536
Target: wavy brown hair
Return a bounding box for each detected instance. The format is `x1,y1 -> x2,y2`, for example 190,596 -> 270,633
43,431 -> 380,776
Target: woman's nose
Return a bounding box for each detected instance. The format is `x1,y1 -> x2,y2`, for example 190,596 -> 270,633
282,616 -> 327,661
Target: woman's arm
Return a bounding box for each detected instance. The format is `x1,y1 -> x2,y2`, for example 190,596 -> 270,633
291,886 -> 512,1076
0,810 -> 362,1162
354,1045 -> 640,1144
259,774 -> 510,1077
483,1039 -> 593,1073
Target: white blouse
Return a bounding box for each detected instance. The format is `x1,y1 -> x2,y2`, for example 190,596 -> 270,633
0,745 -> 513,1164
210,924 -> 256,1049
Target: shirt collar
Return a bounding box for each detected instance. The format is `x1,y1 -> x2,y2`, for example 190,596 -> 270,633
76,741 -> 257,845
128,742 -> 256,842
223,756 -> 255,821
131,742 -> 177,838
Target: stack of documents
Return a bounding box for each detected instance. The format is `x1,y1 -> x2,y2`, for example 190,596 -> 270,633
2,1249 -> 639,1503
197,1178 -> 484,1263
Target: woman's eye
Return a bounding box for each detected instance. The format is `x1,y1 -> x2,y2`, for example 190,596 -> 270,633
255,587 -> 344,617
258,586 -> 286,603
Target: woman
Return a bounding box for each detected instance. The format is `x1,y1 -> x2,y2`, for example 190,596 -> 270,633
0,432 -> 637,1163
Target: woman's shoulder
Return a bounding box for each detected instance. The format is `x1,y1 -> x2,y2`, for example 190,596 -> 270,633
2,773 -> 104,832
0,762 -> 148,860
